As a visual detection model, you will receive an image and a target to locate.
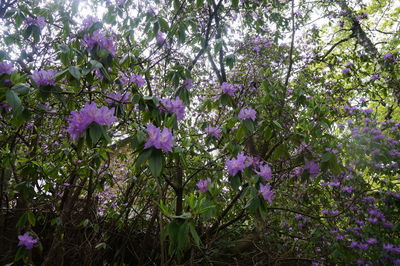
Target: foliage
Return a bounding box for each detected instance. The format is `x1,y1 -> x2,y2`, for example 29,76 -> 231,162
0,0 -> 399,265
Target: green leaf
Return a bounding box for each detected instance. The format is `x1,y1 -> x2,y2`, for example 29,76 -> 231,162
14,247 -> 26,261
196,0 -> 204,8
243,119 -> 254,132
178,25 -> 186,43
188,222 -> 201,246
95,243 -> 107,249
11,84 -> 30,95
135,149 -> 152,168
90,60 -> 103,69
232,0 -> 239,8
321,152 -> 332,162
5,90 -> 22,113
68,66 -> 81,80
158,17 -> 169,32
149,149 -> 163,177
171,212 -> 192,219
89,123 -> 103,144
32,25 -> 41,43
220,93 -> 232,106
27,212 -> 36,226
273,120 -> 283,130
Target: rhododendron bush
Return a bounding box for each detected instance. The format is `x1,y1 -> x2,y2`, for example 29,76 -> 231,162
0,0 -> 399,265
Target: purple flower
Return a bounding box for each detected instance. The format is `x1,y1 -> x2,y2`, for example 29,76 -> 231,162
156,31 -> 166,45
130,74 -> 146,88
18,233 -> 38,250
205,125 -> 222,138
371,74 -> 380,81
329,181 -> 340,187
94,68 -> 103,81
67,102 -> 117,140
342,68 -> 350,74
81,16 -> 99,30
225,152 -> 247,176
366,238 -> 378,245
254,163 -> 272,180
25,16 -> 45,29
330,210 -> 340,216
221,82 -> 236,96
106,92 -> 131,105
304,160 -> 320,178
383,53 -> 392,60
83,30 -> 116,56
159,97 -> 186,121
0,61 -> 14,75
383,244 -> 400,254
341,186 -> 354,193
32,69 -> 57,86
238,107 -> 257,121
144,124 -> 175,152
196,178 -> 211,193
183,78 -> 193,90
259,183 -> 274,202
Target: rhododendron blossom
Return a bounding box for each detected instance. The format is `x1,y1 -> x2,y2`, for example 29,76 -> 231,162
18,233 -> 38,250
221,82 -> 236,96
159,97 -> 185,121
0,61 -> 14,75
130,74 -> 146,88
259,184 -> 274,202
196,178 -> 211,193
106,92 -> 131,105
238,107 -> 257,121
205,125 -> 222,138
225,152 -> 249,176
254,163 -> 272,180
83,30 -> 116,56
67,102 -> 117,140
144,124 -> 174,152
25,16 -> 45,29
32,69 -> 57,86
304,160 -> 320,178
